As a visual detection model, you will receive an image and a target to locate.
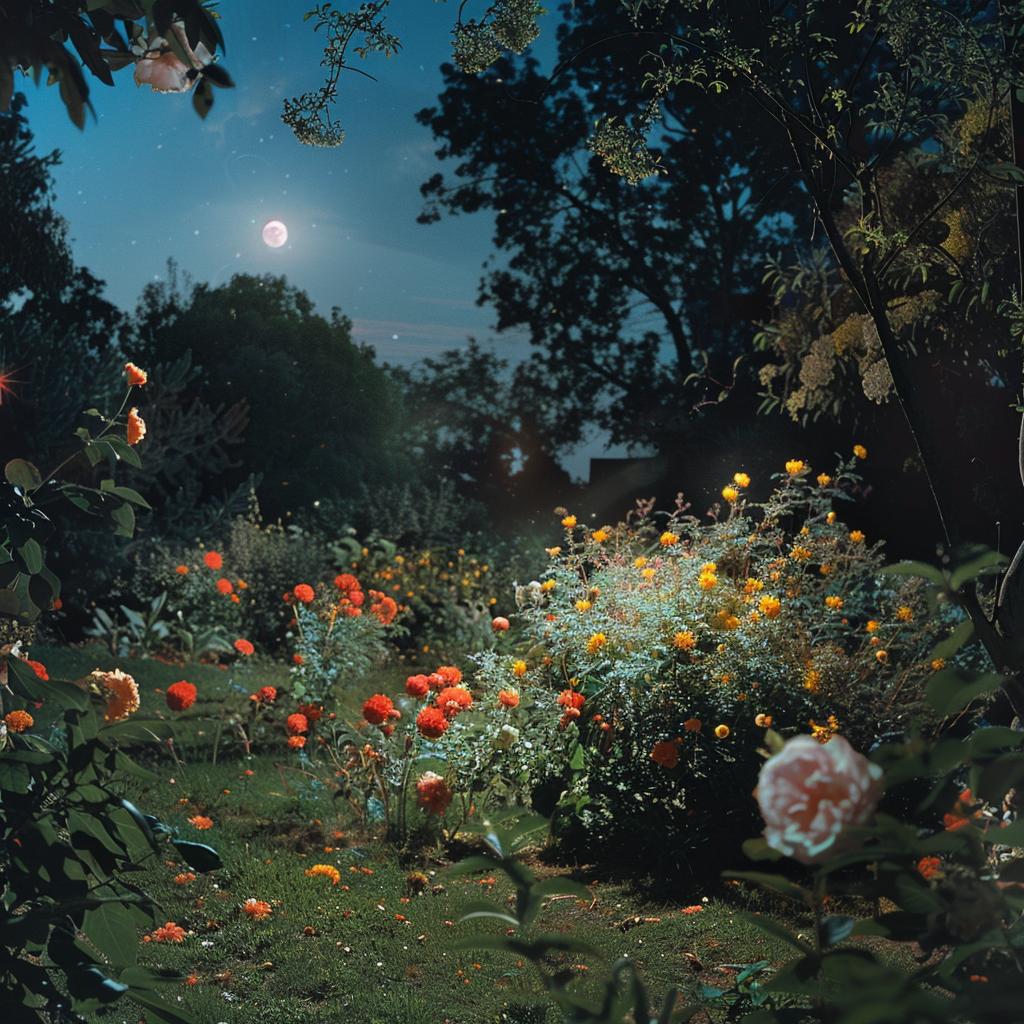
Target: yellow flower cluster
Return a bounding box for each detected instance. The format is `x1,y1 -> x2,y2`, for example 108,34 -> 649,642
817,473 -> 832,486
790,545 -> 811,562
733,472 -> 750,488
759,595 -> 781,618
575,599 -> 592,612
586,633 -> 608,655
895,605 -> 913,623
721,486 -> 739,503
744,578 -> 764,593
660,531 -> 679,547
825,596 -> 843,610
785,460 -> 804,475
673,631 -> 696,651
698,569 -> 717,590
810,715 -> 840,743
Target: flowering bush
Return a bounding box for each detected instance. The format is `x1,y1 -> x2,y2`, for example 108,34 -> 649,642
466,457 -> 973,869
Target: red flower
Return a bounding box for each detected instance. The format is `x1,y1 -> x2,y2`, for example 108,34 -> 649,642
406,674 -> 431,698
288,735 -> 306,749
5,709 -> 34,733
125,362 -> 148,386
151,921 -> 186,942
24,660 -> 48,681
416,706 -> 449,739
416,771 -> 452,815
293,584 -> 315,603
371,595 -> 398,625
234,638 -> 254,656
127,407 -> 146,446
216,578 -> 233,594
204,551 -> 222,570
435,665 -> 462,686
334,573 -> 360,592
286,713 -> 309,736
557,689 -> 585,710
242,898 -> 272,919
298,703 -> 323,723
492,617 -> 510,631
348,589 -> 365,607
251,686 -> 277,704
650,741 -> 679,769
175,565 -> 189,575
435,686 -> 473,719
363,694 -> 400,725
497,689 -> 519,708
917,856 -> 941,880
166,681 -> 197,712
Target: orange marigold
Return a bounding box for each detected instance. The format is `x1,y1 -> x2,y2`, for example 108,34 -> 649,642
175,565 -> 189,575
492,616 -> 510,631
497,689 -> 520,708
363,694 -> 400,725
288,735 -> 306,749
204,551 -> 223,569
557,689 -> 585,710
673,630 -> 696,651
166,681 -> 197,712
785,459 -> 804,475
416,705 -> 449,739
188,815 -> 213,829
91,668 -> 140,722
586,633 -> 607,655
660,531 -> 679,546
293,584 -> 315,603
435,665 -> 463,686
435,686 -> 473,718
684,718 -> 702,732
286,713 -> 309,735
251,685 -> 276,704
151,922 -> 186,942
234,638 -> 254,656
5,709 -> 34,733
242,898 -> 272,919
306,864 -> 341,885
216,578 -> 234,594
406,674 -> 431,698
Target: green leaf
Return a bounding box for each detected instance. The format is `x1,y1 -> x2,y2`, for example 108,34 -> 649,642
727,871 -> 811,903
192,77 -> 214,118
105,435 -> 142,467
107,485 -> 152,509
5,459 -> 42,492
987,161 -> 1024,183
741,837 -> 785,861
931,618 -> 974,661
170,840 -> 222,872
16,538 -> 43,574
110,502 -> 135,538
0,588 -> 21,616
878,560 -> 946,586
81,903 -> 139,969
120,986 -> 196,1024
926,668 -> 1004,715
949,549 -> 1008,591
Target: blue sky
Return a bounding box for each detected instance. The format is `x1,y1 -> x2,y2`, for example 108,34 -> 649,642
24,1 -> 539,367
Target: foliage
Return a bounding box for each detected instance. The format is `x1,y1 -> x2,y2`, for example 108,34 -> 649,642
0,637 -> 221,1024
467,456 -> 980,871
2,0 -> 232,128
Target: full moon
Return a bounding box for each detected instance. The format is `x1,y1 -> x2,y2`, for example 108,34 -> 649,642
262,219 -> 288,248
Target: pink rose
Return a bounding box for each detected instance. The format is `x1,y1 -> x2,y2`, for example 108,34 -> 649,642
754,734 -> 884,865
133,24 -> 212,94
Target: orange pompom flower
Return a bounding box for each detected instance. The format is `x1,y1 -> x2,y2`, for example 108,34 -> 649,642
5,709 -> 34,733
406,674 -> 431,698
288,735 -> 306,749
650,741 -> 679,768
242,898 -> 272,919
497,689 -> 520,708
416,706 -> 449,739
251,686 -> 276,704
293,584 -> 315,603
216,578 -> 234,594
204,551 -> 223,570
91,668 -> 140,722
435,686 -> 473,719
363,694 -> 400,725
234,638 -> 254,656
151,922 -> 186,942
286,713 -> 308,735
166,681 -> 197,712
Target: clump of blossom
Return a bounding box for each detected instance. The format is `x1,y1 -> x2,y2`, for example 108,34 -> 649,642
166,681 -> 197,712
293,584 -> 315,603
435,686 -> 473,719
363,694 -> 400,725
650,740 -> 679,768
435,665 -> 463,686
204,551 -> 223,570
234,638 -> 255,656
188,815 -> 213,829
416,771 -> 453,814
416,706 -> 449,739
5,709 -> 34,733
286,713 -> 309,735
242,898 -> 273,919
306,864 -> 341,885
150,922 -> 186,943
406,674 -> 431,698
91,668 -> 140,722
251,686 -> 276,704
755,734 -> 884,864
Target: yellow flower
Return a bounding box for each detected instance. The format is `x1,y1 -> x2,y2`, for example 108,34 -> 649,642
849,530 -> 865,543
545,547 -> 562,557
733,472 -> 750,488
803,668 -> 820,693
306,864 -> 341,885
819,564 -> 833,575
561,515 -> 577,529
744,578 -> 764,593
721,486 -> 739,504
717,612 -> 740,631
673,631 -> 696,651
592,529 -> 609,543
790,546 -> 811,562
931,658 -> 945,671
817,473 -> 832,486
541,579 -> 557,591
810,715 -> 840,743
759,595 -> 781,618
512,660 -> 527,677
714,724 -> 730,739
785,460 -> 804,475
875,649 -> 888,664
660,531 -> 679,547
698,571 -> 717,590
575,599 -> 592,612
635,557 -> 648,568
641,567 -> 656,579
826,511 -> 836,524
895,605 -> 913,623
866,620 -> 879,633
586,633 -> 608,655
853,445 -> 867,459
825,596 -> 843,610
701,562 -> 717,574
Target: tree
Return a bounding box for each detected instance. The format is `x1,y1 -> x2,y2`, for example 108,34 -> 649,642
416,0 -> 809,452
134,272 -> 411,518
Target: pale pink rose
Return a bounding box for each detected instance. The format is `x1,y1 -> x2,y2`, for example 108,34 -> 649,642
133,24 -> 212,94
754,734 -> 884,864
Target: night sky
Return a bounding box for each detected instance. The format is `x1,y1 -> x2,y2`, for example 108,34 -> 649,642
23,1 -> 544,367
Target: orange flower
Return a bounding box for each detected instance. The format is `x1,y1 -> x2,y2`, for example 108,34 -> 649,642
586,633 -> 607,655
512,659 -> 528,677
406,674 -> 431,698
91,668 -> 140,722
416,706 -> 449,739
557,689 -> 585,710
166,681 -> 197,712
204,551 -> 223,570
917,856 -> 941,880
242,898 -> 272,919
334,573 -> 360,591
363,694 -> 400,725
306,864 -> 341,885
234,638 -> 254,656
5,709 -> 34,733
785,460 -> 804,475
286,713 -> 308,735
125,362 -> 148,386
371,595 -> 398,625
673,631 -> 696,651
150,922 -> 186,942
759,595 -> 781,618
561,515 -> 577,528
714,724 -> 730,739
288,735 -> 306,749
251,685 -> 276,704
216,578 -> 234,594
853,445 -> 867,459
650,740 -> 679,768
825,596 -> 843,610
127,407 -> 146,445
188,815 -> 213,829
293,654 -> 304,665
173,873 -> 196,885
492,616 -> 510,631
293,584 -> 315,603
175,565 -> 189,575
435,665 -> 463,686
754,713 -> 773,728
497,689 -> 520,708
435,686 -> 473,719
416,771 -> 453,814
298,702 -> 323,723
659,531 -> 679,546
684,718 -> 702,732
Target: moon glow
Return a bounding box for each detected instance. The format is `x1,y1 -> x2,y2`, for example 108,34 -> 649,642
262,220 -> 288,248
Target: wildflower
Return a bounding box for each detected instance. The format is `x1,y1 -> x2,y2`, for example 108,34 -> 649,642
714,724 -> 730,739
917,857 -> 941,880
785,460 -> 804,475
216,578 -> 233,595
557,689 -> 585,711
335,573 -> 360,591
673,631 -> 696,651
754,714 -> 772,728
498,689 -> 520,708
849,530 -> 865,543
127,408 -> 146,445
635,557 -> 648,568
744,578 -> 764,593
416,771 -> 453,814
435,686 -> 473,718
825,596 -> 843,610
803,668 -> 820,693
242,898 -> 273,919
545,547 -> 562,557
684,718 -> 702,732
698,570 -> 717,590
853,445 -> 867,459
642,568 -> 656,580
790,545 -> 811,562
865,620 -> 879,632
561,514 -> 577,529
293,584 -> 315,603
234,638 -> 254,656
363,694 -> 400,725
251,686 -> 276,704
5,709 -> 33,733
436,665 -> 463,686
173,873 -> 196,885
755,733 -> 884,864
92,668 -> 140,722
125,362 -> 148,386
151,922 -> 186,942
492,616 -> 510,631
716,611 -> 740,630
875,649 -> 888,664
306,864 -> 341,885
175,564 -> 189,575
592,528 -> 609,543
931,658 -> 946,671
586,633 -> 607,655
895,606 -> 913,623
660,531 -> 679,546
721,486 -> 739,504
406,674 -> 431,698
810,716 -> 840,743
204,551 -> 223,569
188,815 -> 213,829
819,563 -> 833,574
416,706 -> 449,739
293,654 -> 304,665
288,735 -> 306,749
166,681 -> 197,712
512,660 -> 528,677
734,472 -> 750,488
817,474 -> 832,487
541,579 -> 557,591
650,741 -> 679,768
286,713 -> 308,736
575,599 -> 592,612
371,595 -> 398,625
759,595 -> 781,618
